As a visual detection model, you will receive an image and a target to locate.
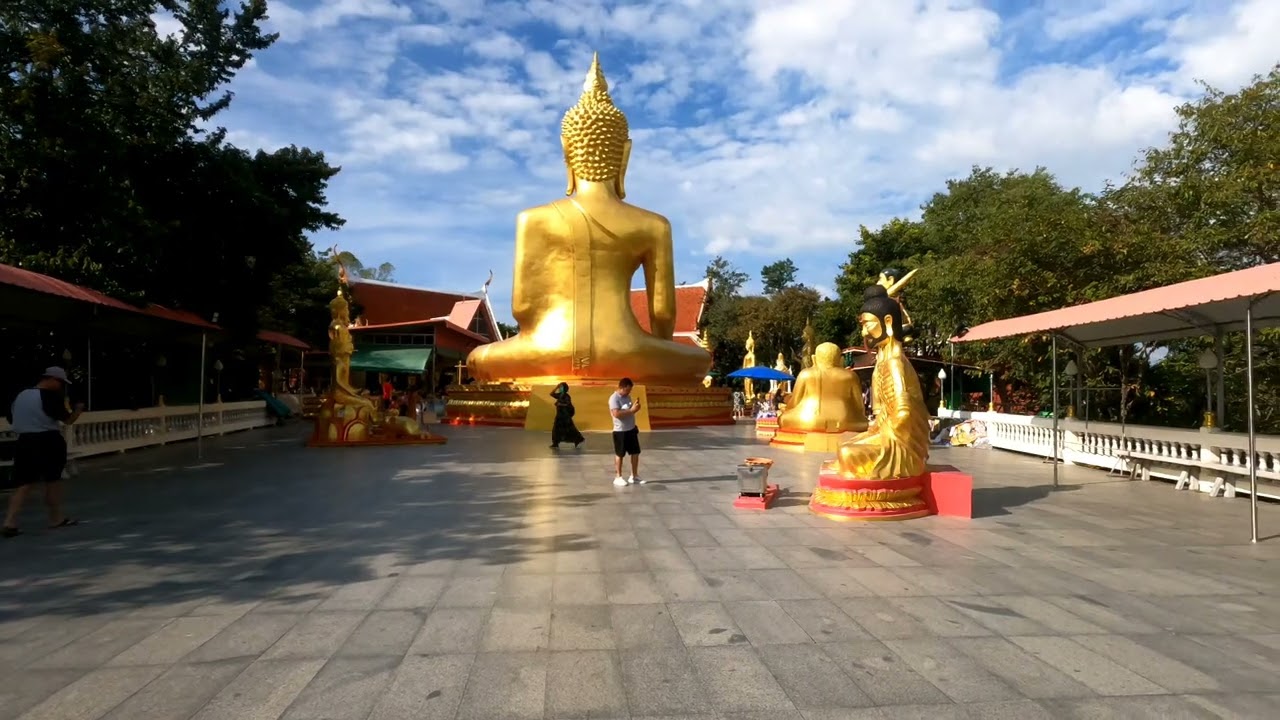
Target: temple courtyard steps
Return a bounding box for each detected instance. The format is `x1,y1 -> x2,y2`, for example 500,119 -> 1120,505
2,423 -> 1279,720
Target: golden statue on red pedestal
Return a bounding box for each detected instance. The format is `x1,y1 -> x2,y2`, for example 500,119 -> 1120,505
810,279 -> 931,520
310,258 -> 446,447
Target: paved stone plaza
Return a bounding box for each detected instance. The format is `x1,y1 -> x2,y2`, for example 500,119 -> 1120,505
2,423 -> 1279,720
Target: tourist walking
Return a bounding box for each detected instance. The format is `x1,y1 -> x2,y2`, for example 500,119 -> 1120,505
549,382 -> 584,450
3,367 -> 83,538
608,378 -> 644,486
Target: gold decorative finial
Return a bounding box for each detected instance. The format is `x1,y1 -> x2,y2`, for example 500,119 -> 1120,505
561,52 -> 630,186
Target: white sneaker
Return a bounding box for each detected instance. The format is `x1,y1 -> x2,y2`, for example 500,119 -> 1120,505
613,476 -> 628,487
628,476 -> 645,485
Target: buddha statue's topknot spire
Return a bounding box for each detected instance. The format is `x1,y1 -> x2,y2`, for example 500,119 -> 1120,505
561,52 -> 629,186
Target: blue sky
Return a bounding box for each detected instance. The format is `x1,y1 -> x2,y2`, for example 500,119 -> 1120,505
159,0 -> 1276,321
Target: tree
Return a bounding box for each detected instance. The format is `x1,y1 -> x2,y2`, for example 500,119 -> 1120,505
335,251 -> 395,282
705,255 -> 749,297
497,321 -> 518,337
761,258 -> 798,294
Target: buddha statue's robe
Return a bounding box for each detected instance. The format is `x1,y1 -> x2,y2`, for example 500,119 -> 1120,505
836,342 -> 930,479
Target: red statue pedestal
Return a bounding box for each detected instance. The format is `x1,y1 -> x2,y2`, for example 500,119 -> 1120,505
809,461 -> 931,521
809,462 -> 976,521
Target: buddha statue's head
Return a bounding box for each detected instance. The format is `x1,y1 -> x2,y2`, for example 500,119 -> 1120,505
561,53 -> 632,198
330,289 -> 350,324
814,342 -> 840,369
860,285 -> 903,347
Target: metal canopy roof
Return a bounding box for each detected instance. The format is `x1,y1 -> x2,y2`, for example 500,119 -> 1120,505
951,262 -> 1280,347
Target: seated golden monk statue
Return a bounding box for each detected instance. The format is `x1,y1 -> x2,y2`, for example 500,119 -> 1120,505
466,54 -> 710,385
836,285 -> 930,479
779,342 -> 869,434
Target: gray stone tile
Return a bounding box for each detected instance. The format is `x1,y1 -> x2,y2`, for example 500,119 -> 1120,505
960,699 -> 1057,719
454,652 -> 547,720
688,645 -> 798,714
1182,692 -> 1280,719
480,604 -> 551,651
605,571 -> 665,604
107,614 -> 239,666
949,637 -> 1093,699
0,669 -> 85,720
1131,632 -> 1280,692
0,615 -> 111,667
366,653 -> 473,720
496,572 -> 553,607
702,569 -> 772,600
436,574 -> 501,607
338,610 -> 423,657
819,640 -> 951,706
555,549 -> 603,574
409,607 -> 488,655
280,655 -> 399,720
832,597 -> 935,640
1040,695 -> 1224,719
642,547 -> 697,571
668,602 -> 749,646
779,599 -> 872,642
884,597 -> 993,638
378,576 -> 448,609
620,647 -> 714,716
794,568 -> 876,598
943,596 -> 1052,635
546,650 -> 628,718
11,665 -> 164,720
183,612 -> 300,662
883,638 -> 1021,703
610,604 -> 684,649
1070,634 -> 1222,692
1006,636 -> 1166,695
985,595 -> 1107,634
30,618 -> 171,669
757,643 -> 874,709
750,568 -> 824,599
724,600 -> 812,645
1041,594 -> 1164,634
552,573 -> 608,604
261,611 -> 366,660
316,578 -> 396,611
101,659 -> 248,720
550,603 -> 614,650
653,571 -> 720,602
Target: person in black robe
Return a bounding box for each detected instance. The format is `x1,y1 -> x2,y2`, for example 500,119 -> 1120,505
550,382 -> 584,449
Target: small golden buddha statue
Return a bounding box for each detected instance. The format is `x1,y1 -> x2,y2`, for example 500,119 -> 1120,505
801,319 -> 817,369
466,53 -> 710,385
836,284 -> 930,479
773,353 -> 790,395
779,342 -> 869,434
741,330 -> 756,399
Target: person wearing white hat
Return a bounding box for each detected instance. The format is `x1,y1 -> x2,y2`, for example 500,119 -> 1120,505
3,367 -> 84,538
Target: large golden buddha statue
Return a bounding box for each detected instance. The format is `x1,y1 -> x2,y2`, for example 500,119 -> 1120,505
778,342 -> 868,435
466,54 -> 710,384
836,284 -> 930,479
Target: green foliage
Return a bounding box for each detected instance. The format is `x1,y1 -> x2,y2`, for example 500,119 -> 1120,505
760,258 -> 798,294
497,321 -> 518,337
336,251 -> 396,282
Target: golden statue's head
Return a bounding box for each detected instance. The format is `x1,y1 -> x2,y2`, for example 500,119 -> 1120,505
814,342 -> 840,368
860,285 -> 903,347
330,288 -> 350,323
745,330 -> 755,352
561,53 -> 632,197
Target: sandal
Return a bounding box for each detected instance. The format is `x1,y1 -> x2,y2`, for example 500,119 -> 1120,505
49,518 -> 80,529
2,527 -> 21,539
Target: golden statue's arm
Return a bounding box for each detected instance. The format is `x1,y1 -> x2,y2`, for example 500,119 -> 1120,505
880,349 -> 916,442
645,216 -> 677,340
510,211 -> 536,320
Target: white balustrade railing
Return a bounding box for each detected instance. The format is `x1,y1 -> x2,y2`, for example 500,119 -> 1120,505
0,400 -> 275,460
940,409 -> 1280,500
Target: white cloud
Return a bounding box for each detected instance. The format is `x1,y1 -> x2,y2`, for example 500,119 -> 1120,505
213,0 -> 1280,316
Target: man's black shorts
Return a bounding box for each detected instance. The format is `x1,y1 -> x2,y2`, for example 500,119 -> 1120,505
612,428 -> 641,457
10,431 -> 67,487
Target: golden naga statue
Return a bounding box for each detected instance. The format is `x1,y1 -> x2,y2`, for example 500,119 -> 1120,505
836,284 -> 930,479
801,319 -> 817,369
741,330 -> 756,399
877,268 -> 917,342
327,290 -> 376,414
466,53 -> 710,385
779,342 -> 869,434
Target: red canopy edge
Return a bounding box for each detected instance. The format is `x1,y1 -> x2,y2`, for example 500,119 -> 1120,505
257,329 -> 310,350
951,262 -> 1280,347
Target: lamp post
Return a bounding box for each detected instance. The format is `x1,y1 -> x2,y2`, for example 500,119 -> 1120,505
937,367 -> 947,413
988,372 -> 995,412
1197,348 -> 1218,429
1063,359 -> 1079,419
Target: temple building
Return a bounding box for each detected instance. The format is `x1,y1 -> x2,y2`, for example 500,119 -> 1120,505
338,277 -> 502,394
628,278 -> 710,349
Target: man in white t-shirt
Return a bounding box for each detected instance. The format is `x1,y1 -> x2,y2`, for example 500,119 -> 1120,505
608,377 -> 644,486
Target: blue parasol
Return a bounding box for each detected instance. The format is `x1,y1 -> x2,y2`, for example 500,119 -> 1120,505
726,367 -> 795,382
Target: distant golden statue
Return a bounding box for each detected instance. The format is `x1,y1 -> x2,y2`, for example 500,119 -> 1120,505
779,342 -> 868,434
465,53 -> 710,385
741,330 -> 756,399
772,352 -> 790,394
836,284 -> 930,479
801,319 -> 817,369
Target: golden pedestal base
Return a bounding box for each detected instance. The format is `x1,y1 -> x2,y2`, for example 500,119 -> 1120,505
446,381 -> 732,429
808,461 -> 931,522
308,398 -> 447,447
770,428 -> 852,452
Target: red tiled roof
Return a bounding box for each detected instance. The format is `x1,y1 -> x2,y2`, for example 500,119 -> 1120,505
257,330 -> 309,350
630,280 -> 708,335
349,277 -> 475,325
954,262 -> 1280,347
447,299 -> 482,329
143,304 -> 218,330
0,262 -> 140,313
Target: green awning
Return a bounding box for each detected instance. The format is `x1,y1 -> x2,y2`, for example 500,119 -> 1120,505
350,347 -> 432,374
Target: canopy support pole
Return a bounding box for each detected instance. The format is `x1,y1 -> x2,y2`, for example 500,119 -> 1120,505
1246,302 -> 1258,543
1052,335 -> 1060,488
1214,329 -> 1226,427
86,333 -> 93,412
197,332 -> 207,461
